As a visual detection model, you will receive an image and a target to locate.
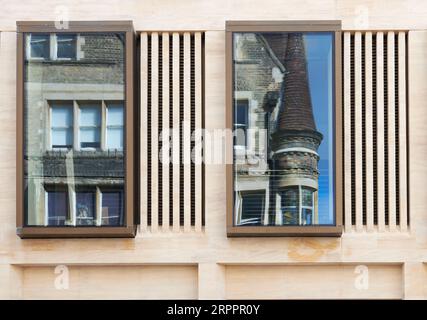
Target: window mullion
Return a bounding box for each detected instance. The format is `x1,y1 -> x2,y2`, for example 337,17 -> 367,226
299,185 -> 302,225
50,34 -> 57,60
101,100 -> 107,151
68,185 -> 76,226
96,186 -> 102,226
46,101 -> 51,151
73,101 -> 79,151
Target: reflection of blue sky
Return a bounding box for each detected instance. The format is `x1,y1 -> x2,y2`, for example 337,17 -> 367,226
305,33 -> 334,224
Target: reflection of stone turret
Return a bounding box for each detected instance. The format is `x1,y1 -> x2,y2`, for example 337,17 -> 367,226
263,33 -> 323,225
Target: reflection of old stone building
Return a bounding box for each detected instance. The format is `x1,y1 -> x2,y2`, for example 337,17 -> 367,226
25,33 -> 125,226
234,33 -> 322,226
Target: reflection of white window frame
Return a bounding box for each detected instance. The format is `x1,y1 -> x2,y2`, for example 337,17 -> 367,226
53,34 -> 77,61
277,186 -> 315,226
26,34 -> 50,61
79,102 -> 102,151
234,91 -> 262,155
236,190 -> 265,226
43,185 -> 123,227
26,33 -> 82,61
48,102 -> 74,150
106,103 -> 125,151
47,100 -> 124,152
301,186 -> 315,225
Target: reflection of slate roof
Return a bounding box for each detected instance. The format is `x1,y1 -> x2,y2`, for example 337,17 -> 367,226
260,33 -> 288,70
263,33 -> 317,132
41,151 -> 124,178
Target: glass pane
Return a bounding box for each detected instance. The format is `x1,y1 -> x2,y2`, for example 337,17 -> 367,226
24,32 -> 126,227
233,31 -> 335,227
282,207 -> 298,225
80,105 -> 101,126
107,104 -> 124,126
51,128 -> 73,148
57,34 -> 76,59
80,127 -> 100,143
51,104 -> 73,127
281,188 -> 299,207
107,128 -> 123,150
47,191 -> 68,226
101,191 -> 123,226
302,208 -> 313,225
30,34 -> 49,59
235,101 -> 248,126
76,191 -> 95,226
239,192 -> 264,225
302,188 -> 313,206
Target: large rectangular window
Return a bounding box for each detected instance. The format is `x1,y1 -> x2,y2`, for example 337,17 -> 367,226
17,21 -> 136,238
226,21 -> 343,236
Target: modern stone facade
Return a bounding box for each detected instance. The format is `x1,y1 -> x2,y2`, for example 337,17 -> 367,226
0,0 -> 426,300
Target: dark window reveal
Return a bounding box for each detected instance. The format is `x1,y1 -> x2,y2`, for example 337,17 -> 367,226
47,191 -> 68,226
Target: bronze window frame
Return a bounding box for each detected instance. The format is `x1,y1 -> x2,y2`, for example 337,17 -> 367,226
226,20 -> 343,237
16,21 -> 136,238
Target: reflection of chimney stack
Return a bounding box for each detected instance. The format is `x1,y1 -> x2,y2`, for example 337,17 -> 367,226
278,33 -> 316,132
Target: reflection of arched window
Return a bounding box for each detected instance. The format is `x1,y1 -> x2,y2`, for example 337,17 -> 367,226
280,186 -> 315,225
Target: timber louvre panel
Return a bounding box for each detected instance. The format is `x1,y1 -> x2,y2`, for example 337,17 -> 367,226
140,32 -> 205,233
343,31 -> 408,232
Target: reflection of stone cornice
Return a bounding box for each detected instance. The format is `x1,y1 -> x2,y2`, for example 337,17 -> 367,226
25,150 -> 124,160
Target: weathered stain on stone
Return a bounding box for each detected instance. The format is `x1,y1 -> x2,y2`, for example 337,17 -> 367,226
287,238 -> 339,261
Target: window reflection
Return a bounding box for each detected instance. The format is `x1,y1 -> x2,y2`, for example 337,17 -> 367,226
233,32 -> 334,226
24,33 -> 126,227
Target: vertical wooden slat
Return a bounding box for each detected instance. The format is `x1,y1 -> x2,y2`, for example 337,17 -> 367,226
387,32 -> 397,231
376,32 -> 386,231
172,33 -> 181,232
140,32 -> 148,232
194,32 -> 203,232
162,32 -> 170,231
365,32 -> 374,231
343,32 -> 352,232
183,33 -> 192,232
150,32 -> 159,232
354,32 -> 363,231
398,32 -> 408,232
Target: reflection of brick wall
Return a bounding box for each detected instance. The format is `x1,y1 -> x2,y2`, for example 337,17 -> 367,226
234,34 -> 280,163
235,34 -> 278,111
81,34 -> 125,64
25,34 -> 124,84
